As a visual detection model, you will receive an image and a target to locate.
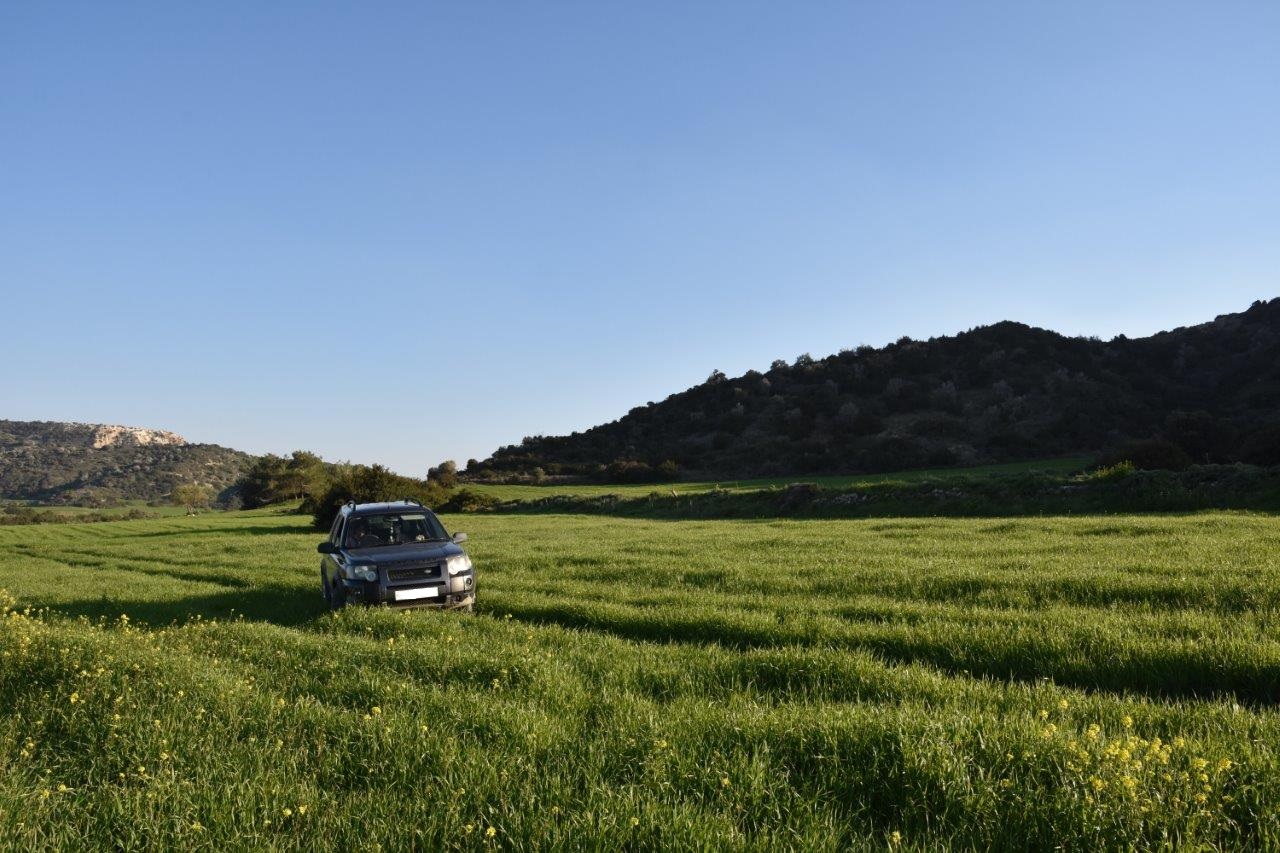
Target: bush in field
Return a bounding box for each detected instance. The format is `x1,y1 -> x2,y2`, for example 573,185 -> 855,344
309,464 -> 451,531
236,451 -> 329,508
171,483 -> 213,511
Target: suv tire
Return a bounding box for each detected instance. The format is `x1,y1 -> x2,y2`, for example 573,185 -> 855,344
326,576 -> 347,611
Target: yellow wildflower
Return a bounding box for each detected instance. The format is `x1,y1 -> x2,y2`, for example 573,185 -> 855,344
486,826 -> 497,838
1122,715 -> 1133,728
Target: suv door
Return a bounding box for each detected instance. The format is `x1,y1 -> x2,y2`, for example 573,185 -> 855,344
322,513 -> 346,593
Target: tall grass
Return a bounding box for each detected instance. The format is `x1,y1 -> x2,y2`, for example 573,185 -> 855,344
1,508 -> 1278,849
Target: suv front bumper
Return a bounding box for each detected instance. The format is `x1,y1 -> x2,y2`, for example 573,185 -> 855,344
339,577 -> 475,609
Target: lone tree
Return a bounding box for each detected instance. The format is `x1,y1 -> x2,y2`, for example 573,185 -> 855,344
427,460 -> 459,488
171,483 -> 213,513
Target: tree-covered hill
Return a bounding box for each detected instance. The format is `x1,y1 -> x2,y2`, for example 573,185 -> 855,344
0,420 -> 253,505
472,298 -> 1280,481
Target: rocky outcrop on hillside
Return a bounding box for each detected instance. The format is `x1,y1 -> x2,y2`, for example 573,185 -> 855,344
90,424 -> 186,449
13,421 -> 189,450
0,420 -> 253,505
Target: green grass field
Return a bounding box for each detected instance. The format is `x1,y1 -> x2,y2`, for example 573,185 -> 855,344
2,506 -> 1279,849
1,501 -> 193,519
465,457 -> 1089,500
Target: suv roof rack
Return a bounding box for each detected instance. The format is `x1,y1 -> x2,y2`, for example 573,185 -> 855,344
401,497 -> 422,506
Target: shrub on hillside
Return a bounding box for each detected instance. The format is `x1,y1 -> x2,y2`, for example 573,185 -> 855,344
600,459 -> 670,484
1239,425 -> 1280,467
427,460 -> 459,488
1100,439 -> 1192,471
861,434 -> 930,473
438,489 -> 502,513
1164,410 -> 1233,463
1087,460 -> 1136,481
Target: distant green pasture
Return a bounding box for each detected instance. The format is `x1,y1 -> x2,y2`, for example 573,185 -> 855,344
467,456 -> 1089,500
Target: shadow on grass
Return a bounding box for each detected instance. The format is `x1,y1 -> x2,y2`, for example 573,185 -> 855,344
492,597 -> 1280,706
123,523 -> 315,539
46,584 -> 328,628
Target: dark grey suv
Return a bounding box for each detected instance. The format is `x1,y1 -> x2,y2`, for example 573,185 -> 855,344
317,499 -> 475,611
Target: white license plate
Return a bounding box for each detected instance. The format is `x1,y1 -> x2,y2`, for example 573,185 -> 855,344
394,586 -> 440,602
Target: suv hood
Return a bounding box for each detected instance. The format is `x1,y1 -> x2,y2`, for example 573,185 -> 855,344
346,541 -> 464,563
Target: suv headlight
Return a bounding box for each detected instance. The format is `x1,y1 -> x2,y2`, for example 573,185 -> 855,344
446,554 -> 472,575
347,564 -> 378,582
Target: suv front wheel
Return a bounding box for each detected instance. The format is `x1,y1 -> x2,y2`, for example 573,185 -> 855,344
323,572 -> 347,610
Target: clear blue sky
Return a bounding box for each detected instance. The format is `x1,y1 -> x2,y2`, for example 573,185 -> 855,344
3,2 -> 1278,474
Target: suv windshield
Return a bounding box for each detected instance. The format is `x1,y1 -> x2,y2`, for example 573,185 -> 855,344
344,512 -> 448,549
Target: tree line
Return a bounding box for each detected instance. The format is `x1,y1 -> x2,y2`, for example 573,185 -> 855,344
230,451 -> 461,530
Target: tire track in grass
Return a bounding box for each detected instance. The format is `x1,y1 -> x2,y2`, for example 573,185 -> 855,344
10,544 -> 256,590
481,590 -> 1280,705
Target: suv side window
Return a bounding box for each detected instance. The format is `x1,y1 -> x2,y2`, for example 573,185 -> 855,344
330,514 -> 344,546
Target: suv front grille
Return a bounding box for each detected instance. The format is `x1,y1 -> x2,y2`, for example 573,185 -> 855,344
386,563 -> 442,584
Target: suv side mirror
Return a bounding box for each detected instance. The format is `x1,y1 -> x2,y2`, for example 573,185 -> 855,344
317,541 -> 337,554
452,532 -> 468,544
